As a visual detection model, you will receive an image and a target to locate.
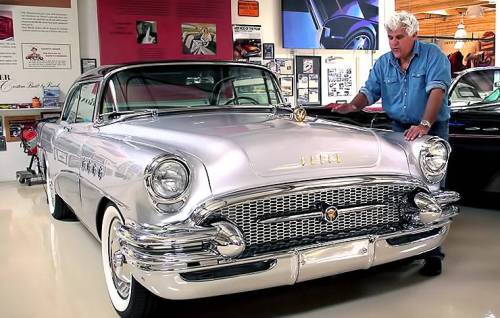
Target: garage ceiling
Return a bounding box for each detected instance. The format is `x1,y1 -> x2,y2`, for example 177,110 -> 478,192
396,0 -> 496,37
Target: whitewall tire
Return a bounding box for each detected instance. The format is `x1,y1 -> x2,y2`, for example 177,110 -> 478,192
101,204 -> 158,317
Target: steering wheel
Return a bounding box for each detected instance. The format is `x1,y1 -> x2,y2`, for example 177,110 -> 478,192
224,96 -> 259,105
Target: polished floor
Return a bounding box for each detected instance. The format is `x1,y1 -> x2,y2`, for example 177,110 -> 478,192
1,181 -> 499,318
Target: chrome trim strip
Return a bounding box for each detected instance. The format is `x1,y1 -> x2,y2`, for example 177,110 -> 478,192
432,191 -> 461,205
192,175 -> 427,224
257,204 -> 387,224
449,134 -> 500,139
117,224 -> 217,250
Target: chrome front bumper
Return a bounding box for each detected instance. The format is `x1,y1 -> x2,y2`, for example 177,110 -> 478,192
117,191 -> 459,300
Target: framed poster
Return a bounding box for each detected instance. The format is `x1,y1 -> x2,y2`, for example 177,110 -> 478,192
263,43 -> 274,60
81,58 -> 97,73
280,76 -> 293,96
295,56 -> 322,106
4,115 -> 39,142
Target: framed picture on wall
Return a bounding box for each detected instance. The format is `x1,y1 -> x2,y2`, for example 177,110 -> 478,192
81,58 -> 97,74
4,115 -> 39,142
295,56 -> 322,106
263,43 -> 274,60
280,76 -> 293,96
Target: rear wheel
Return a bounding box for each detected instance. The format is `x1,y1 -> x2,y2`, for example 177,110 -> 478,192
101,204 -> 159,317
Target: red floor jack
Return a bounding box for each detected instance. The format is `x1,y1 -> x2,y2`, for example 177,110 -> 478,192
15,124 -> 44,186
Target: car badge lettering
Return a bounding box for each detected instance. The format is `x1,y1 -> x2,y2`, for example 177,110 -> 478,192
300,153 -> 342,166
293,107 -> 307,122
323,206 -> 338,223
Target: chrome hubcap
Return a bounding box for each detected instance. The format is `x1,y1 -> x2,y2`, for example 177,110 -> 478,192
108,219 -> 131,299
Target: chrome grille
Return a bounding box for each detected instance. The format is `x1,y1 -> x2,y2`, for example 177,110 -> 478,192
212,183 -> 415,248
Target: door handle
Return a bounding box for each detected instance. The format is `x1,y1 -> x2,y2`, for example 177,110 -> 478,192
465,127 -> 480,131
482,127 -> 499,132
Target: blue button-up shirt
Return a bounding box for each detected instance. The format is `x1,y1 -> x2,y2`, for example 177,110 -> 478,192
360,41 -> 451,124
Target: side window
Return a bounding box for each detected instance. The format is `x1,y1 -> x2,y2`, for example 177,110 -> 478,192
76,82 -> 99,123
62,86 -> 81,123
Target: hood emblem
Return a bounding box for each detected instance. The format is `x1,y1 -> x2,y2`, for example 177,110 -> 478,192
292,107 -> 307,122
323,206 -> 338,223
300,153 -> 342,166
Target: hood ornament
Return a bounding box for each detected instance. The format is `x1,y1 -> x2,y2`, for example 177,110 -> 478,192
292,107 -> 307,123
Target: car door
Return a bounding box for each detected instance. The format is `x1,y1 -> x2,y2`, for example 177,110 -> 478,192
447,68 -> 500,195
52,82 -> 99,212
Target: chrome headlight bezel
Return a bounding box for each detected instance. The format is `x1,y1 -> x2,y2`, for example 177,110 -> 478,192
419,137 -> 451,184
144,155 -> 191,205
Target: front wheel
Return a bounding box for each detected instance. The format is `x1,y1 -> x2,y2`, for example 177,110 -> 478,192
101,204 -> 159,317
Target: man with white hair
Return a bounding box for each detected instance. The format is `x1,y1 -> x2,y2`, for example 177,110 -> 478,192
328,11 -> 450,276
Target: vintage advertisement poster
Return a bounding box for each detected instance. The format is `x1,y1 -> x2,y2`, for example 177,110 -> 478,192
182,23 -> 216,55
0,1 -> 80,104
232,24 -> 261,62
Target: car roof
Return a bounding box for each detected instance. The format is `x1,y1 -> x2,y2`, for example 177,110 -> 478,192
77,60 -> 268,82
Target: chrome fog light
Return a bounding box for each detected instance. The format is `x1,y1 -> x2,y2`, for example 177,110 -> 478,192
414,192 -> 442,224
211,221 -> 246,258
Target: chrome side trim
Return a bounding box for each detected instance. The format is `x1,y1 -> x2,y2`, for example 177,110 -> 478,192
257,204 -> 387,224
449,134 -> 500,139
432,191 -> 461,205
191,175 -> 427,224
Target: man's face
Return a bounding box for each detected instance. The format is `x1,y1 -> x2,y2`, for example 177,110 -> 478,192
387,27 -> 416,60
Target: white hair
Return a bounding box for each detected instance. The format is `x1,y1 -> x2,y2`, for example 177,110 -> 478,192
384,11 -> 419,36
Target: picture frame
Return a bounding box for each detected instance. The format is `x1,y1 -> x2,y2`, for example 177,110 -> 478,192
262,43 -> 274,60
4,115 -> 39,142
280,76 -> 293,97
295,56 -> 322,106
81,58 -> 97,74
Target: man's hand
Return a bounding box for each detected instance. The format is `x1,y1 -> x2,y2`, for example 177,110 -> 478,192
325,102 -> 358,114
404,125 -> 430,141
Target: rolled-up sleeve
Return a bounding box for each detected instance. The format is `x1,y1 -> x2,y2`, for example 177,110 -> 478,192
359,60 -> 382,105
425,46 -> 451,93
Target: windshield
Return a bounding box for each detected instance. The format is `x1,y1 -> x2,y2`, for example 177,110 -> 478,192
101,64 -> 281,113
450,69 -> 500,108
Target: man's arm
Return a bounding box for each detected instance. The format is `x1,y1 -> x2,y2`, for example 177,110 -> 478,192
327,92 -> 369,114
404,88 -> 445,141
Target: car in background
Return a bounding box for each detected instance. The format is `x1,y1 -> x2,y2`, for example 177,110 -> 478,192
38,61 -> 459,317
307,66 -> 500,202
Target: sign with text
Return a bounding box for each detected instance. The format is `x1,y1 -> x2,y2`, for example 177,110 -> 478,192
238,1 -> 259,17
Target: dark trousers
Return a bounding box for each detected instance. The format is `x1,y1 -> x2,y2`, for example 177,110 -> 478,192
392,120 -> 448,260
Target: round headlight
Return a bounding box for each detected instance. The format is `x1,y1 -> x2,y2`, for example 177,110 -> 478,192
150,159 -> 189,199
419,138 -> 450,184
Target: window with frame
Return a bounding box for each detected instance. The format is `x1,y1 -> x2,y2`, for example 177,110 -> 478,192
76,82 -> 99,123
62,86 -> 81,123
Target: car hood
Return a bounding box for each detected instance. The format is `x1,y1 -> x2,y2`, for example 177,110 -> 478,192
102,112 -> 409,195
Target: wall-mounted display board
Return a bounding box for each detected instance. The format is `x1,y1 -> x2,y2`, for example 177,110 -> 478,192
295,56 -> 321,106
97,0 -> 232,64
4,115 -> 39,142
0,0 -> 80,104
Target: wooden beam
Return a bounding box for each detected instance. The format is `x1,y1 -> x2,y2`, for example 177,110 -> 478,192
397,0 -> 490,13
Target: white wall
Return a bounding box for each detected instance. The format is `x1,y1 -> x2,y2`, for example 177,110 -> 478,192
78,0 -> 100,65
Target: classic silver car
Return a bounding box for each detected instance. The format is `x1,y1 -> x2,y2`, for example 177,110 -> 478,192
38,61 -> 460,317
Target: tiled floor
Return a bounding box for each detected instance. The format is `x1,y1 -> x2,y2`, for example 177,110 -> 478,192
1,181 -> 499,318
